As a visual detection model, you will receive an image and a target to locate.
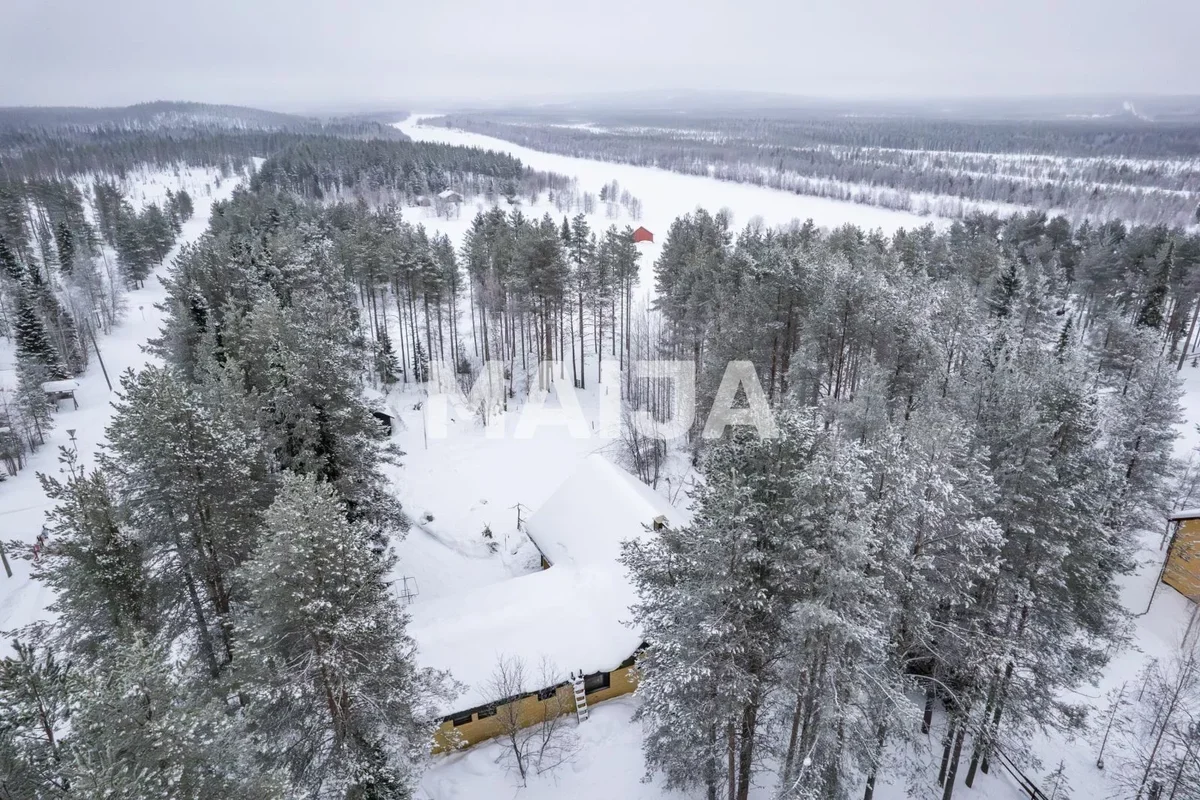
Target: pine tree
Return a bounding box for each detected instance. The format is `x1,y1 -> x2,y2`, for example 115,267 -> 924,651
0,638 -> 68,789
35,447 -> 154,660
175,188 -> 195,222
237,475 -> 448,798
63,640 -> 285,799
14,358 -> 54,448
624,411 -> 887,800
103,365 -> 272,678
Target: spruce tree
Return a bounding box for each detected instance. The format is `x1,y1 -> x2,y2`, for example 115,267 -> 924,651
1136,242 -> 1173,329
0,231 -> 23,281
53,220 -> 75,276
375,326 -> 402,385
13,289 -> 65,377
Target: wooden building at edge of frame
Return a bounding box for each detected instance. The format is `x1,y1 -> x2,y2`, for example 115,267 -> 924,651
406,456 -> 686,754
1163,509 -> 1200,601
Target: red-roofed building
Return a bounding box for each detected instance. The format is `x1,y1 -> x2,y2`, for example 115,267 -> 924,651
632,226 -> 654,243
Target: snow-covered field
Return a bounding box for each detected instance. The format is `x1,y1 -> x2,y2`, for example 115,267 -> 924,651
396,115 -> 939,235
0,165 -> 247,656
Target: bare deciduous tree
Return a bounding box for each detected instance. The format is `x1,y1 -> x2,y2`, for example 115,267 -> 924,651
485,655 -> 579,785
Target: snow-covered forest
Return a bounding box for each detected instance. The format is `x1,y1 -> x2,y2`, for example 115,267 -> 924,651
422,113 -> 1200,228
1,98 -> 1199,800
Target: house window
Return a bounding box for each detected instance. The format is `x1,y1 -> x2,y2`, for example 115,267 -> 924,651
477,704 -> 497,719
450,711 -> 473,727
583,671 -> 610,694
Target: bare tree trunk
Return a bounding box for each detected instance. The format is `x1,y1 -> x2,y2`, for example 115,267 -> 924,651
922,684 -> 937,734
578,288 -> 586,389
1177,296 -> 1200,371
941,716 -> 967,800
938,716 -> 956,786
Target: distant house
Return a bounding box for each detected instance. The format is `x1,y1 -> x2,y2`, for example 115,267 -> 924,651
437,189 -> 463,204
1162,510 -> 1200,601
406,455 -> 683,753
632,226 -> 654,243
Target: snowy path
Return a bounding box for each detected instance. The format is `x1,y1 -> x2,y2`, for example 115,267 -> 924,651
0,169 -> 245,652
396,114 -> 940,238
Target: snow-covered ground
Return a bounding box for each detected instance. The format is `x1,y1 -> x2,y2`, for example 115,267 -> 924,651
388,116 -> 1200,799
4,125 -> 1196,799
0,165 -> 248,656
406,366 -> 1200,800
396,115 -> 940,236
419,697 -> 689,800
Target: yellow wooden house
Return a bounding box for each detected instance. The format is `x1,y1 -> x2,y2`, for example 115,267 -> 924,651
1163,510 -> 1200,601
405,456 -> 683,753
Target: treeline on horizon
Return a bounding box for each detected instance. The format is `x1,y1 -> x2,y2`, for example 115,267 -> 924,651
426,113 -> 1200,228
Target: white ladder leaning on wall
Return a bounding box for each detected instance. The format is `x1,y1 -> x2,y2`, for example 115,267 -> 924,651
571,671 -> 589,722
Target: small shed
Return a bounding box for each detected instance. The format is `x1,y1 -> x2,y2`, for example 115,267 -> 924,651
632,226 -> 654,243
41,379 -> 80,410
437,189 -> 463,204
1162,509 -> 1200,601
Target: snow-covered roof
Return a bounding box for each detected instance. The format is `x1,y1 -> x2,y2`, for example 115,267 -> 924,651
407,565 -> 644,714
41,380 -> 80,393
1168,508 -> 1200,521
405,455 -> 684,715
437,189 -> 462,200
524,454 -> 683,568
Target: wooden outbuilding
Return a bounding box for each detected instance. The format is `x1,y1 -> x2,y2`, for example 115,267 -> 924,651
41,379 -> 80,410
632,226 -> 654,243
1162,510 -> 1200,601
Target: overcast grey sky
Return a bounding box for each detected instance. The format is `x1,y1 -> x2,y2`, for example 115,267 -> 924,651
2,0 -> 1197,110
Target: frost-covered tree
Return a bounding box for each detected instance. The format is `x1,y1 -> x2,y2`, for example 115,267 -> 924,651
0,638 -> 69,783
62,640 -> 284,799
33,447 -> 155,661
625,410 -> 888,800
103,365 -> 272,678
237,474 -> 449,798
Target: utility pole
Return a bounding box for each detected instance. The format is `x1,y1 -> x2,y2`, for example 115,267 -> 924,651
0,541 -> 11,578
85,319 -> 112,392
